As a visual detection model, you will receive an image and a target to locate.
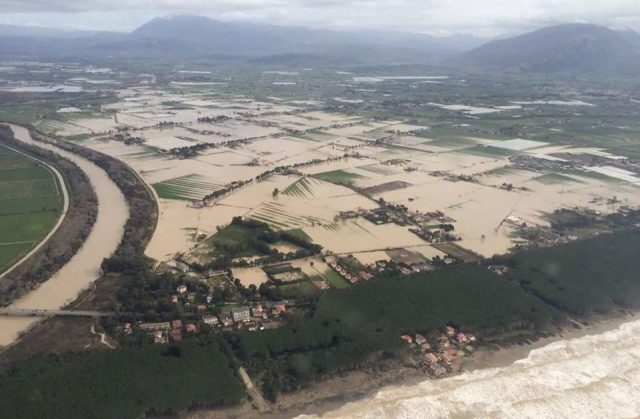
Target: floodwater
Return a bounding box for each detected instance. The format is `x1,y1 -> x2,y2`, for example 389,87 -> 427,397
0,125 -> 128,346
303,318 -> 640,419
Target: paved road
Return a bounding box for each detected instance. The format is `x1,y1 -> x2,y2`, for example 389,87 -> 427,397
0,308 -> 119,318
238,366 -> 270,413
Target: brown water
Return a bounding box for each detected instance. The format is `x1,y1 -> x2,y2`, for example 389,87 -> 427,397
0,125 -> 128,346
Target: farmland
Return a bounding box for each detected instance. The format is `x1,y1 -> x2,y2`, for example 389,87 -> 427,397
1,56 -> 640,418
10,75 -> 635,264
0,144 -> 63,273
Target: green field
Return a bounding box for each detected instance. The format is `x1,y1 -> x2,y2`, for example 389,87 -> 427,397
313,169 -> 363,186
279,278 -> 320,298
317,268 -> 350,289
532,173 -> 584,185
152,174 -> 221,201
0,144 -> 63,273
203,223 -> 260,254
283,177 -> 317,198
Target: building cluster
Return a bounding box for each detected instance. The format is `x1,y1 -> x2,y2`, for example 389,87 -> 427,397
328,254 -> 433,284
136,300 -> 292,344
401,326 -> 476,378
337,205 -> 454,234
135,319 -> 199,344
328,259 -> 369,284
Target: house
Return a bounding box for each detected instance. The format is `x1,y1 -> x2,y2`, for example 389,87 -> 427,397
415,334 -> 427,345
171,329 -> 182,342
176,284 -> 187,294
399,267 -> 412,275
171,320 -> 182,330
273,303 -> 287,315
424,353 -> 438,364
153,331 -> 167,344
171,295 -> 179,304
232,307 -> 250,323
251,305 -> 264,318
175,261 -> 190,273
203,315 -> 219,326
400,335 -> 413,344
187,292 -> 196,302
445,326 -> 455,337
219,314 -> 234,328
445,348 -> 462,360
138,322 -> 171,332
359,271 -> 374,281
456,333 -> 468,344
197,304 -> 207,312
441,352 -> 452,364
421,342 -> 432,351
186,323 -> 198,333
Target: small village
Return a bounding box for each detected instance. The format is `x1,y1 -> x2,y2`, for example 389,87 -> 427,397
401,325 -> 477,378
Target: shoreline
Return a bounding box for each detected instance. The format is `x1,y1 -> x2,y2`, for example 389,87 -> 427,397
188,310 -> 640,419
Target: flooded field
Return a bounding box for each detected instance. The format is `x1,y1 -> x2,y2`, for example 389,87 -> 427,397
35,86 -> 640,264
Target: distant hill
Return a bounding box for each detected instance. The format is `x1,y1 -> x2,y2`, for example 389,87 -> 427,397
453,24 -> 640,74
0,16 -> 485,64
0,24 -> 106,39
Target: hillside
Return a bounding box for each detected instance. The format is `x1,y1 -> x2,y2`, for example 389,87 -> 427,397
0,16 -> 484,63
454,23 -> 640,74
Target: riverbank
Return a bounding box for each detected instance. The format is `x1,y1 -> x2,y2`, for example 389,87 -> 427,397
0,124 -> 128,347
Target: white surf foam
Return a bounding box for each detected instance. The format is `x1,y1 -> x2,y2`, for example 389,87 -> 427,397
300,319 -> 640,419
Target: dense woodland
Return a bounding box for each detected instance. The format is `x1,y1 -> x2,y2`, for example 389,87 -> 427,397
233,264 -> 562,399
499,229 -> 640,315
0,340 -> 245,419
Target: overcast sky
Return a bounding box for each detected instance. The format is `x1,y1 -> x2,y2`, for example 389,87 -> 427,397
1,0 -> 640,37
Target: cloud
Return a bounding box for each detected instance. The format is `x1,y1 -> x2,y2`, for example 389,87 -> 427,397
1,0 -> 640,35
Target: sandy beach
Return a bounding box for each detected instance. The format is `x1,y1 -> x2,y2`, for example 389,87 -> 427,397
186,311 -> 640,419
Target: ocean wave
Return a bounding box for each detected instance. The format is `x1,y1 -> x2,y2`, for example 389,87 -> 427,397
300,319 -> 640,419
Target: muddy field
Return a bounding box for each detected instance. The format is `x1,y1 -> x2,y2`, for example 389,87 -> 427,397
48,87 -> 640,262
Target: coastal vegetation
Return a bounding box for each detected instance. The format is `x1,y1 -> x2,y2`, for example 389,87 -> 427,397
500,229 -> 640,315
4,227 -> 638,413
0,340 -> 245,419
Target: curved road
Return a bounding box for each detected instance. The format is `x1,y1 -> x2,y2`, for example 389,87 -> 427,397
0,125 -> 129,347
0,144 -> 69,279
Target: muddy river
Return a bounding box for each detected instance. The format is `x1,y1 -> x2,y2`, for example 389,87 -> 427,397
0,125 -> 128,346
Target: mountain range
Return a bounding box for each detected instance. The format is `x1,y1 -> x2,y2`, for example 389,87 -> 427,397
0,17 -> 639,74
0,16 -> 484,65
454,23 -> 640,74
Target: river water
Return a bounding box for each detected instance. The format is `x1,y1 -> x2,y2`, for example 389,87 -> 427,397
0,125 -> 128,346
304,318 -> 640,418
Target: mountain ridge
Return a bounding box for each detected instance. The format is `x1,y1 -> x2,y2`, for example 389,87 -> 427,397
453,23 -> 640,74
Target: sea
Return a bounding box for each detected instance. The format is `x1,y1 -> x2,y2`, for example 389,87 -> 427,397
300,319 -> 640,418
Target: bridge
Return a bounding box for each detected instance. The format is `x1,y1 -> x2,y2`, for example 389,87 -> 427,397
0,308 -> 122,318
